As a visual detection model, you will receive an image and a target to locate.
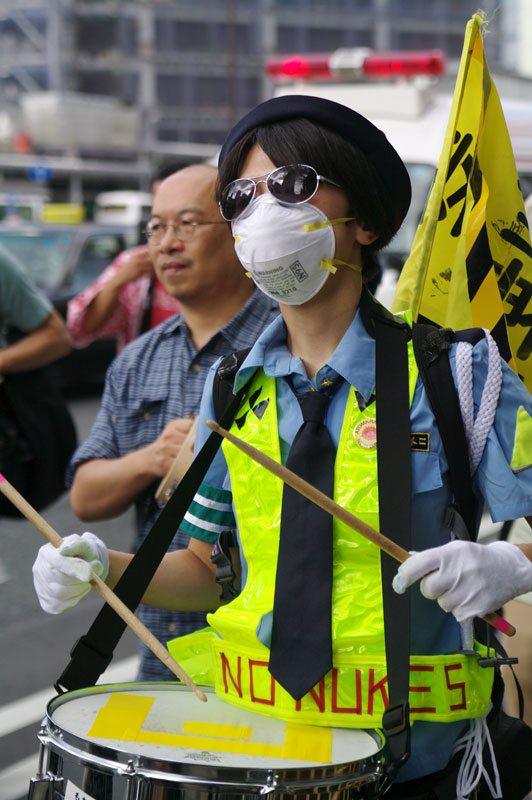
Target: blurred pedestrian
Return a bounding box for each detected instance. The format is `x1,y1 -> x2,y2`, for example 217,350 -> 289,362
501,517 -> 532,726
500,190 -> 532,728
67,164 -> 183,352
0,244 -> 71,372
0,244 -> 74,515
65,164 -> 278,681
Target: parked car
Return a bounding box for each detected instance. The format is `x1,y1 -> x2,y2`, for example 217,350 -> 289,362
0,222 -> 139,392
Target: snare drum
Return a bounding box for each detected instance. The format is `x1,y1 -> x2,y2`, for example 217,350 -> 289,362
29,683 -> 385,799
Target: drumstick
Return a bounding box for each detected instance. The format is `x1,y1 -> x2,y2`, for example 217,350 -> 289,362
206,420 -> 516,638
0,473 -> 207,702
155,417 -> 199,505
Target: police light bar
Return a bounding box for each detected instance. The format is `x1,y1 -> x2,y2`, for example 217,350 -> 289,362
265,48 -> 446,81
363,50 -> 446,78
266,53 -> 334,81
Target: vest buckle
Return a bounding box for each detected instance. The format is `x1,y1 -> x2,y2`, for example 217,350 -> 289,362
211,529 -> 238,603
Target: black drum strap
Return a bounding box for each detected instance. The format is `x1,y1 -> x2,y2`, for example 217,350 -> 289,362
55,382 -> 249,692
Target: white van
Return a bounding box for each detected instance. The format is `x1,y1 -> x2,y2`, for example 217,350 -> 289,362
94,190 -> 153,227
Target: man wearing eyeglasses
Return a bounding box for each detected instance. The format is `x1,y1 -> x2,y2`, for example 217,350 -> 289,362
64,163 -> 279,681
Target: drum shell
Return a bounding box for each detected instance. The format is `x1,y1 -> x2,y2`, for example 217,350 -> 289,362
36,683 -> 385,799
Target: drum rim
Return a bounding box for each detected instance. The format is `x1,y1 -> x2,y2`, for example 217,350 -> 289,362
44,682 -> 385,790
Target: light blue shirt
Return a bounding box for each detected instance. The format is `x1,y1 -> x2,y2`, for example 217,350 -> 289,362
186,302 -> 532,782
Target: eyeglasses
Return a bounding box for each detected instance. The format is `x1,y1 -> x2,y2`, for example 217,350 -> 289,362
144,219 -> 226,243
219,163 -> 341,222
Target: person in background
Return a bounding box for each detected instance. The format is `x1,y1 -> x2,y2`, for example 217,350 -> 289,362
66,163 -> 183,352
499,189 -> 532,728
0,244 -> 71,372
58,163 -> 278,681
500,517 -> 532,726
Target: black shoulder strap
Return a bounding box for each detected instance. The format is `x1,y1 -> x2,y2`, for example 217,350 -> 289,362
374,311 -> 412,779
412,323 -> 481,541
56,368 -> 250,692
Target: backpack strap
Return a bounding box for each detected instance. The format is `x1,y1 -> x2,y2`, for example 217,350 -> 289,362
412,324 -> 482,541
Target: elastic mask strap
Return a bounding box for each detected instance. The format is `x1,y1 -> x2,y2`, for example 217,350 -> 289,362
303,216 -> 355,231
320,258 -> 362,275
304,217 -> 360,275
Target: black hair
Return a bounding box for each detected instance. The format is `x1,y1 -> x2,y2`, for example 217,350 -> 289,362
216,117 -> 397,282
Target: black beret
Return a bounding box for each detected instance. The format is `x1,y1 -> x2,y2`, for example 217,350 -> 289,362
218,94 -> 411,232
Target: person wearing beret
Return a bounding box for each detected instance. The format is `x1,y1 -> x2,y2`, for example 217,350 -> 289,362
32,96 -> 532,798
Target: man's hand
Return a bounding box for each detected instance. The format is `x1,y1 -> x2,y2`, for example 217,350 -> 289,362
80,249 -> 155,337
118,250 -> 154,285
146,417 -> 196,476
393,539 -> 532,621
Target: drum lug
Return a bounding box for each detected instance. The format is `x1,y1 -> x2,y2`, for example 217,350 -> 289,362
27,775 -> 63,800
260,771 -> 280,794
27,729 -> 63,800
122,758 -> 139,779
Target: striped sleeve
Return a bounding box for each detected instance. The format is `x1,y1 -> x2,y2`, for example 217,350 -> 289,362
180,481 -> 235,543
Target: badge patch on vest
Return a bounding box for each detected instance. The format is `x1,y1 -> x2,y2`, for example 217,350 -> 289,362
411,432 -> 430,452
353,418 -> 377,449
235,387 -> 269,429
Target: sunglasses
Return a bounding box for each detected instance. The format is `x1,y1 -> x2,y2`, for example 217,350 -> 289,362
219,163 -> 341,222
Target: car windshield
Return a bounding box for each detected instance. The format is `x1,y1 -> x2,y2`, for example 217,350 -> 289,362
0,230 -> 74,290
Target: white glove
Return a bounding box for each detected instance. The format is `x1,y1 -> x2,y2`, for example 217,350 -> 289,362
32,532 -> 109,615
392,539 -> 532,622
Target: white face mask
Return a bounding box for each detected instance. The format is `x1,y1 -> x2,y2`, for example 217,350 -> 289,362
233,194 -> 351,306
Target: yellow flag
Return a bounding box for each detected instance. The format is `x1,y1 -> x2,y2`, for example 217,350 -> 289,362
392,13 -> 532,392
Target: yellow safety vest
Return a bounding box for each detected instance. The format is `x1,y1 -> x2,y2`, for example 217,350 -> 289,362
169,345 -> 494,728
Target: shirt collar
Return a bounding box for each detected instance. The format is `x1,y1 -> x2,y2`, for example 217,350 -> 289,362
161,288 -> 278,351
235,291 -> 377,403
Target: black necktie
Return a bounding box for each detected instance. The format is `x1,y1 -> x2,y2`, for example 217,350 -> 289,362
269,381 -> 339,700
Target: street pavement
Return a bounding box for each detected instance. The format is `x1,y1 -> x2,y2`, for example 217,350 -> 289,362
0,393 -> 139,800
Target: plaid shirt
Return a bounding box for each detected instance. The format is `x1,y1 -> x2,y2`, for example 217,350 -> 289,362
67,289 -> 279,680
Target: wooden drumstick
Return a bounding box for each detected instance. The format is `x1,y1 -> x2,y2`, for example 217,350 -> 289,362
206,420 -> 516,638
0,473 -> 207,702
155,417 -> 199,506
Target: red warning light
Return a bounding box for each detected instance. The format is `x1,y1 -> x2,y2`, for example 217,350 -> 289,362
266,54 -> 333,81
265,49 -> 446,82
362,50 -> 446,78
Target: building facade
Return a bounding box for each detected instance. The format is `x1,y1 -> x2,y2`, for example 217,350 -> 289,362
0,0 -> 520,201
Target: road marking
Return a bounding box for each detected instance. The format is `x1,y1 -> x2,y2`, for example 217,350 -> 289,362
0,655 -> 139,738
0,753 -> 38,800
0,656 -> 139,800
